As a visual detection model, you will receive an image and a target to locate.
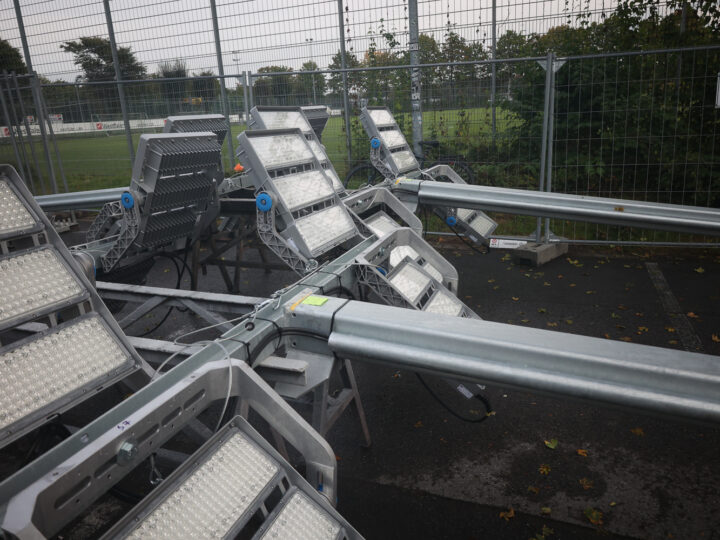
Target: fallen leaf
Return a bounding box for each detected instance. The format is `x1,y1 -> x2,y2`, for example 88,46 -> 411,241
493,285 -> 500,290
557,274 -> 564,279
538,308 -> 547,313
616,325 -> 626,330
541,507 -> 552,516
712,334 -> 720,343
521,318 -> 530,323
543,282 -> 551,286
637,326 -> 649,333
392,371 -> 401,379
499,507 -> 515,521
512,296 -> 519,301
539,464 -> 551,475
414,421 -> 423,428
668,340 -> 678,345
544,438 -> 558,450
584,507 -> 604,525
694,267 -> 705,274
569,283 -> 577,287
611,312 -> 621,319
617,304 -> 628,310
586,290 -> 596,295
619,336 -> 632,342
603,333 -> 611,339
565,319 -> 574,325
635,312 -> 644,317
579,477 -> 594,490
527,485 -> 539,495
687,312 -> 699,319
630,427 -> 645,436
577,448 -> 588,457
609,501 -> 617,507
488,279 -> 496,283
547,322 -> 558,327
665,326 -> 676,333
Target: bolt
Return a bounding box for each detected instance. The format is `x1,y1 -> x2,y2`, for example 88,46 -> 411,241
117,440 -> 138,465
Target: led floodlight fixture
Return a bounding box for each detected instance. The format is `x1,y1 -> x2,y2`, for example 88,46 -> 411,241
249,106 -> 345,193
237,129 -> 361,273
0,176 -> 41,240
260,490 -> 343,540
163,114 -> 228,145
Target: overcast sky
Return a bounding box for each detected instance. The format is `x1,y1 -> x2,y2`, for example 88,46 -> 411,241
0,0 -> 637,83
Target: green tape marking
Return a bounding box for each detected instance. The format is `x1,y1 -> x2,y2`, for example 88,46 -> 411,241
302,295 -> 329,306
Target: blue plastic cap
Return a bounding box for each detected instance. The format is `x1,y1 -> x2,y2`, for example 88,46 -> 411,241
376,266 -> 387,276
370,137 -> 381,149
256,193 -> 273,212
445,216 -> 457,227
120,191 -> 134,209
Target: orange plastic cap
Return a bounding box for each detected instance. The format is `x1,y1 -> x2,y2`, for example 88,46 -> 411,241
234,163 -> 244,172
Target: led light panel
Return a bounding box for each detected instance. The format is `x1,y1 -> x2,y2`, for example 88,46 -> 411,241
127,432 -> 279,539
468,213 -> 496,237
295,206 -> 356,255
365,211 -> 400,238
379,130 -> 407,149
324,168 -> 345,192
273,171 -> 335,212
0,248 -> 84,326
0,178 -> 37,237
0,316 -> 131,432
368,109 -> 395,127
389,263 -> 432,304
257,110 -> 312,133
389,245 -> 419,267
249,134 -> 314,169
390,150 -> 420,173
421,262 -> 444,283
424,289 -> 463,317
260,491 -> 342,540
457,208 -> 474,222
309,139 -> 328,161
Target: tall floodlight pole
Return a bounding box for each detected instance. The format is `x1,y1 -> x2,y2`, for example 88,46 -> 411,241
408,0 -> 422,157
337,0 -> 352,164
209,0 -> 235,168
102,0 -> 135,163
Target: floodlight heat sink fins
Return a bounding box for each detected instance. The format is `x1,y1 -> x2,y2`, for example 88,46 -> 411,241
105,418 -> 360,540
301,105 -> 331,140
86,132 -> 222,273
249,106 -> 345,193
163,114 -> 228,145
355,227 -> 479,318
236,129 -> 361,274
0,164 -> 149,448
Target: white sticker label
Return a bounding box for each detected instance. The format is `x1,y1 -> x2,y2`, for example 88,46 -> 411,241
456,384 -> 474,399
489,238 -> 528,249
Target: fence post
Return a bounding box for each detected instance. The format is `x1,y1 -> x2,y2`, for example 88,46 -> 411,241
12,73 -> 46,194
337,0 -> 353,166
491,0 -> 497,145
12,0 -> 57,193
2,72 -> 35,193
242,71 -> 250,126
102,0 -> 135,164
209,0 -> 235,169
0,75 -> 23,177
408,0 -> 423,157
536,52 -> 553,243
543,57 -> 557,243
248,73 -> 254,109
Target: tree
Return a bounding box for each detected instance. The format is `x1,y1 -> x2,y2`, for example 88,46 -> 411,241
0,38 -> 27,75
157,59 -> 188,114
192,70 -> 219,113
299,61 -> 326,104
327,51 -> 362,98
60,36 -> 146,82
253,66 -> 297,105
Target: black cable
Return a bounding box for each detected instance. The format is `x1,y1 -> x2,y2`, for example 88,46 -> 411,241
415,373 -> 494,423
448,224 -> 489,255
135,253 -> 183,337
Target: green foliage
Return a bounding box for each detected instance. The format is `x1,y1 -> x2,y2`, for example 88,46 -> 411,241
60,36 -> 146,82
0,37 -> 27,75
